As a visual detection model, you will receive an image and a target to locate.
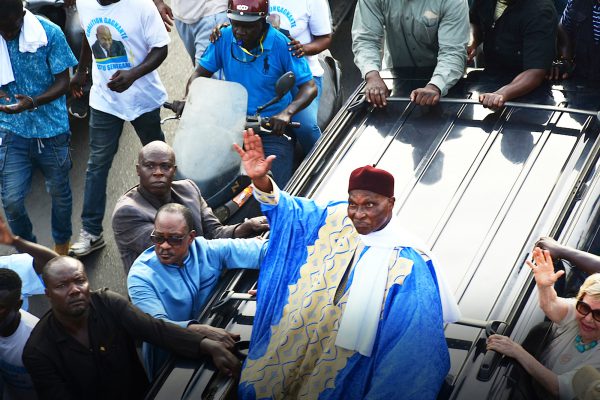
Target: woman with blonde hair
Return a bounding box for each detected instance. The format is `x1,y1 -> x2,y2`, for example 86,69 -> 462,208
488,247 -> 600,399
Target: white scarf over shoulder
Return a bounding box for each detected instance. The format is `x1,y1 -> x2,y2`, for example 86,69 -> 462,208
335,217 -> 461,356
0,10 -> 48,86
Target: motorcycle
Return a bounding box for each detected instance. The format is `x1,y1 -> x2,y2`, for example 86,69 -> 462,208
162,72 -> 300,223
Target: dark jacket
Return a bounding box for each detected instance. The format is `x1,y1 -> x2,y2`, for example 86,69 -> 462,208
22,289 -> 207,400
112,179 -> 237,272
470,0 -> 557,74
91,39 -> 126,60
563,0 -> 600,80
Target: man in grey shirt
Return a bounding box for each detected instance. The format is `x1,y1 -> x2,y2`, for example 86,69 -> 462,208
112,141 -> 268,272
352,0 -> 469,108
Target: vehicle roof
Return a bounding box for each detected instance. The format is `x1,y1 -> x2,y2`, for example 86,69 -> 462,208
148,69 -> 600,399
287,68 -> 600,383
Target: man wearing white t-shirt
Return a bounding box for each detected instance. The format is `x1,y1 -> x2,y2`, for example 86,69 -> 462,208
153,0 -> 228,65
69,0 -> 170,257
0,268 -> 39,400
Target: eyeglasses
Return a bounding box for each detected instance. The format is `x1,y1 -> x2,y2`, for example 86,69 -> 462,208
576,300 -> 600,322
230,34 -> 265,63
150,230 -> 188,247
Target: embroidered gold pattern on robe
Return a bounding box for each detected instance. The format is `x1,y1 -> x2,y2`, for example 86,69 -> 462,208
242,204 -> 414,399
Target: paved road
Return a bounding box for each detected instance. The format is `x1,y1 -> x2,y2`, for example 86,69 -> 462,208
16,5 -> 361,317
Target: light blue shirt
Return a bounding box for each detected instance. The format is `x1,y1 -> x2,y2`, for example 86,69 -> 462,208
128,236 -> 267,327
0,253 -> 45,311
0,17 -> 77,138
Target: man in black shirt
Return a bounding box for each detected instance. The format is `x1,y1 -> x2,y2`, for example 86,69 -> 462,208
468,0 -> 557,109
22,256 -> 240,399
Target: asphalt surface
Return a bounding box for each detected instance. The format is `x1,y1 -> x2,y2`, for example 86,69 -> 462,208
17,4 -> 362,318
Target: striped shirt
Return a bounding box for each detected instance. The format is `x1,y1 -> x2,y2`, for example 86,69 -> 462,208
562,0 -> 600,43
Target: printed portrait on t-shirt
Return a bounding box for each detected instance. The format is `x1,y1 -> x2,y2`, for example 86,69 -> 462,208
85,19 -> 132,71
92,25 -> 126,60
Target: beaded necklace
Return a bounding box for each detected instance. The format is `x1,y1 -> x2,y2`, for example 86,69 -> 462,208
575,335 -> 598,353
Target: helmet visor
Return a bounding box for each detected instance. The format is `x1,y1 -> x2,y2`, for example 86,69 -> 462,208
227,11 -> 264,22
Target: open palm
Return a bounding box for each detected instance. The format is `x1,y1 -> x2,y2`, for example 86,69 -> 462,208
526,247 -> 564,288
233,129 -> 275,181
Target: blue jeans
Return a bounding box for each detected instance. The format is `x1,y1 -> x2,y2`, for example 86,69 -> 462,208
82,107 -> 164,236
175,11 -> 229,65
0,131 -> 72,244
261,134 -> 295,188
291,76 -> 322,156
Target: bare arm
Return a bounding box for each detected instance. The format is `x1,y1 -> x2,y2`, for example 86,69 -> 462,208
0,69 -> 70,114
71,33 -> 93,98
479,69 -> 546,110
487,334 -> 559,397
288,34 -> 332,57
537,237 -> 600,275
152,0 -> 174,32
527,247 -> 571,323
269,80 -> 317,135
172,65 -> 213,116
0,215 -> 58,274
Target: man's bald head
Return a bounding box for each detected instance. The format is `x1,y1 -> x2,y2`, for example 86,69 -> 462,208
138,141 -> 175,164
42,256 -> 86,285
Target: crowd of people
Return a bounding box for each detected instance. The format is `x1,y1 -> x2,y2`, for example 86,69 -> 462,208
1,0 -> 600,398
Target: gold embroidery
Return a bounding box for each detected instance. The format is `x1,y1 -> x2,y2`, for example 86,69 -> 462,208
242,204 -> 415,399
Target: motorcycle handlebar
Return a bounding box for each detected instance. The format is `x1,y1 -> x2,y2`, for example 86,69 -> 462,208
163,102 -> 174,111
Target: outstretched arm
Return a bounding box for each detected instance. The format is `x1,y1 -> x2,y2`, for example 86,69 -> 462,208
487,334 -> 559,397
526,247 -> 570,323
479,69 -> 546,110
0,215 -> 58,274
536,237 -> 600,275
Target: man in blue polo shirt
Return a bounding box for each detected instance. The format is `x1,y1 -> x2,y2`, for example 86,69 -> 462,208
0,0 -> 77,254
174,0 -> 316,187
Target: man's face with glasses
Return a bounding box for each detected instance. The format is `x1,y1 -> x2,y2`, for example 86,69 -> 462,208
152,211 -> 195,266
576,295 -> 600,343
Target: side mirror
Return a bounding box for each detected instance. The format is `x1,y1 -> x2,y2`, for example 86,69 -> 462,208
274,72 -> 296,98
256,72 -> 296,114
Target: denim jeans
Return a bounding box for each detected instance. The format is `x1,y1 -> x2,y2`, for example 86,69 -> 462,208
82,107 -> 164,236
175,11 -> 228,66
291,76 -> 322,156
261,134 -> 295,188
0,130 -> 72,244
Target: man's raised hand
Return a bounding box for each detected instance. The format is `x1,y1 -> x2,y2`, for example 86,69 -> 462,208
233,129 -> 275,181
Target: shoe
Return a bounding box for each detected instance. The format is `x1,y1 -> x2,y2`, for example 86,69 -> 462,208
68,229 -> 105,257
68,100 -> 88,119
54,241 -> 70,256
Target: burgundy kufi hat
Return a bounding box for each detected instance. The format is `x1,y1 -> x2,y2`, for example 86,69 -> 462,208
348,165 -> 394,198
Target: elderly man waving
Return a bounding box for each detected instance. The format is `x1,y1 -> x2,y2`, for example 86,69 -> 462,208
233,129 -> 460,400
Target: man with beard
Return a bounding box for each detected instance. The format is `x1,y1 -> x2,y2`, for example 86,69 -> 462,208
22,256 -> 241,399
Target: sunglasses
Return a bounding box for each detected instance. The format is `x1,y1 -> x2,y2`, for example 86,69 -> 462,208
150,230 -> 188,247
576,300 -> 600,322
